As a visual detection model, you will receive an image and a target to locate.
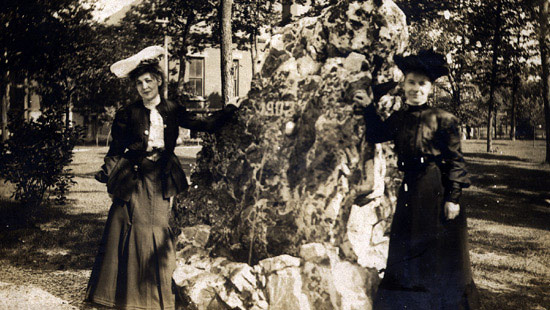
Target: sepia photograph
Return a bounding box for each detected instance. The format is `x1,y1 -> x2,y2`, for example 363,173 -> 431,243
0,0 -> 548,309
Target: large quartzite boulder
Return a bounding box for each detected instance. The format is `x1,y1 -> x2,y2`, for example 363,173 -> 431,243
173,0 -> 407,309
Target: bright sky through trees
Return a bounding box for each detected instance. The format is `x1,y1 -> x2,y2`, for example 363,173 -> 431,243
92,0 -> 136,21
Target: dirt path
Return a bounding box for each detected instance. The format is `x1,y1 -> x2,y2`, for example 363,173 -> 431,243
0,262 -> 88,309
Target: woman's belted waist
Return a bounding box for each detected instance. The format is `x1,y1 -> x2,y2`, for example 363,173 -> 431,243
397,155 -> 441,172
107,149 -> 188,201
124,148 -> 166,162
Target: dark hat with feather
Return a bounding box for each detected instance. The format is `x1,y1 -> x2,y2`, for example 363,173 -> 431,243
393,49 -> 449,82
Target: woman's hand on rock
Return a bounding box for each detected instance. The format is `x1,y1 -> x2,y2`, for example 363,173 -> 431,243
444,201 -> 460,220
227,96 -> 242,108
352,89 -> 371,107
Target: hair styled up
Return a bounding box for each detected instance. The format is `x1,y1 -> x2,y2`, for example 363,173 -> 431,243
128,60 -> 165,87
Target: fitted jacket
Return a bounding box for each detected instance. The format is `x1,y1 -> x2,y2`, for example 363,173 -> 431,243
97,98 -> 236,201
363,103 -> 470,203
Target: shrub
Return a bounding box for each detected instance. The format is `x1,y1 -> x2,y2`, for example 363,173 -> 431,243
0,109 -> 81,212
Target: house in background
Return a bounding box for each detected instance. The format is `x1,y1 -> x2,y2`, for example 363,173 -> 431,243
179,47 -> 253,110
4,0 -> 307,143
3,80 -> 42,122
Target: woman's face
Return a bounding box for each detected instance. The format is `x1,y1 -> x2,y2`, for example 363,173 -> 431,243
135,72 -> 161,101
402,72 -> 432,106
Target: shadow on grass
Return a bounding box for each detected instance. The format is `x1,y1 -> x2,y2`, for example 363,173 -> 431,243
478,284 -> 550,310
73,171 -> 99,179
0,200 -> 106,271
70,190 -> 105,194
464,152 -> 524,162
462,154 -> 550,231
458,151 -> 550,309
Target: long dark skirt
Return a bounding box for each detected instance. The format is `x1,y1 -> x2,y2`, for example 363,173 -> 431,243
86,159 -> 176,310
374,164 -> 480,310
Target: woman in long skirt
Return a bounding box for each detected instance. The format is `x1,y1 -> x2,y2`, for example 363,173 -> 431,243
354,50 -> 480,309
85,46 -> 239,309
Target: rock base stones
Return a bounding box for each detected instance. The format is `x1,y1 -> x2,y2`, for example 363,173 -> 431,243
173,234 -> 380,310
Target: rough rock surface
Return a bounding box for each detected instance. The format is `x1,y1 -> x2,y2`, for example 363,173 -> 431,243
173,240 -> 381,310
174,0 -> 408,309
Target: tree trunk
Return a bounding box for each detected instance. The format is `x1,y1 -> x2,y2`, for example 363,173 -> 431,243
487,0 -> 503,152
176,13 -> 195,96
449,72 -> 462,113
510,32 -> 521,141
83,114 -> 90,140
221,0 -> 234,105
163,34 -> 169,99
1,80 -> 9,142
95,123 -> 100,147
510,74 -> 518,140
106,127 -> 111,147
65,92 -> 73,131
88,115 -> 99,146
250,31 -> 257,80
540,0 -> 550,163
487,104 -> 494,149
249,0 -> 259,80
177,55 -> 188,94
493,109 -> 499,139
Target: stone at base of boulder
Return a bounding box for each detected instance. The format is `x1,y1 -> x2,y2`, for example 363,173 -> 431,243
259,254 -> 301,274
177,225 -> 211,249
173,243 -> 380,310
266,267 -> 311,310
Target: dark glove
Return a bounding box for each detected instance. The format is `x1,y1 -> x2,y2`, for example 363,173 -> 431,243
95,170 -> 109,183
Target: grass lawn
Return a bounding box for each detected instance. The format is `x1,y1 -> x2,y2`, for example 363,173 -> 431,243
0,140 -> 548,309
462,140 -> 550,310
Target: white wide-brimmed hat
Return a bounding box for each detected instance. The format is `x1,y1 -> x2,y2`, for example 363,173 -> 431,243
110,46 -> 165,78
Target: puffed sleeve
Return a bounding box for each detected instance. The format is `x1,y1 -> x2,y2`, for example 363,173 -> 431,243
436,113 -> 470,203
178,104 -> 237,133
362,104 -> 399,144
95,108 -> 130,183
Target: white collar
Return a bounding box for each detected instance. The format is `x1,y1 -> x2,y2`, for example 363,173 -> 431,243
143,95 -> 161,110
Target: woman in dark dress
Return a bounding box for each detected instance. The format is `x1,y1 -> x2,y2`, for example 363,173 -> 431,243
354,50 -> 480,309
85,46 -> 239,310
